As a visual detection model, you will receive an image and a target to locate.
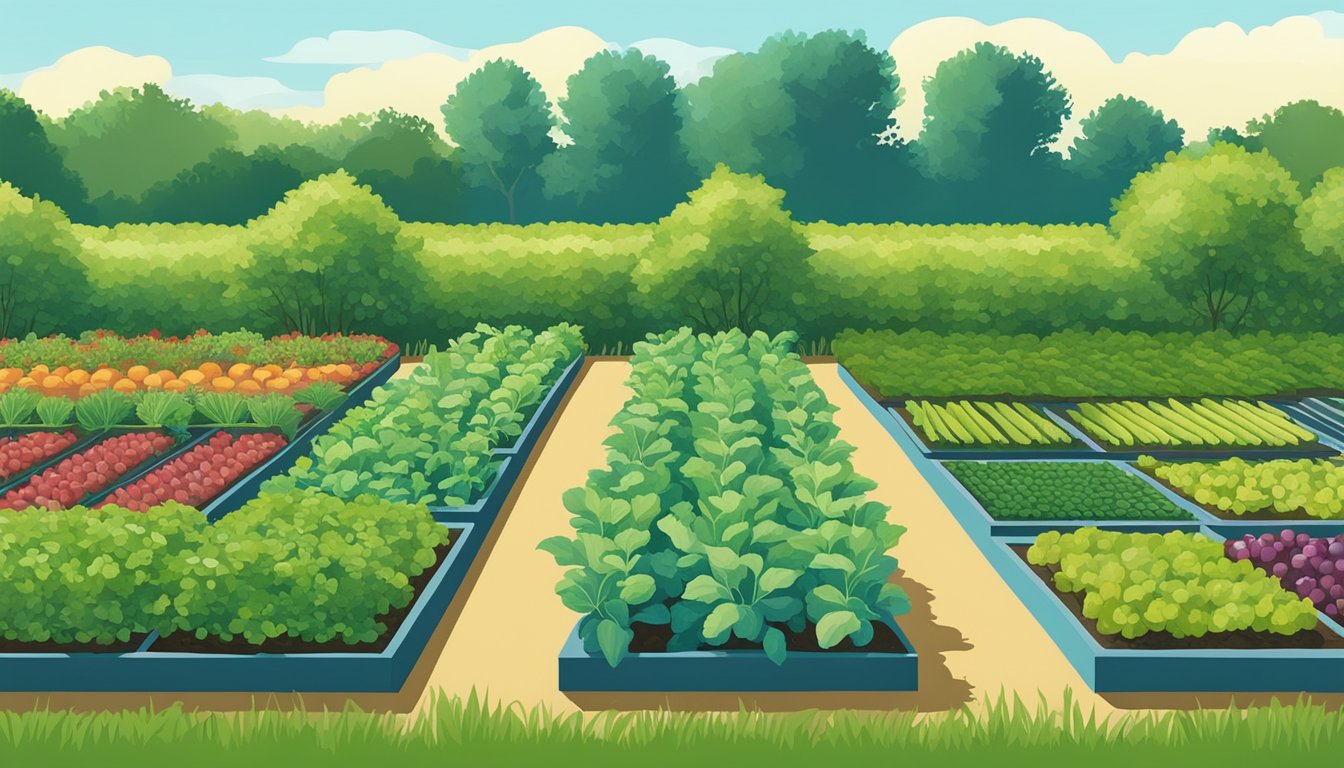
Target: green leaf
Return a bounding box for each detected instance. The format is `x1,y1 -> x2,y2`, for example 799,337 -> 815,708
758,567 -> 802,595
595,619 -> 629,668
682,574 -> 731,603
619,574 -> 656,604
816,610 -> 861,649
702,603 -> 741,641
810,553 -> 857,573
763,626 -> 787,666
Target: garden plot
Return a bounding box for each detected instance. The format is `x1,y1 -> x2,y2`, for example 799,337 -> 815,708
1055,399 -> 1334,458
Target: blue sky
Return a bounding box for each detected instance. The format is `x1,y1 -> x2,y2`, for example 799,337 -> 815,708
5,0 -> 1343,90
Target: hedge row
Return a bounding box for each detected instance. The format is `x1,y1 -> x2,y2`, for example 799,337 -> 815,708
67,220 -> 1212,349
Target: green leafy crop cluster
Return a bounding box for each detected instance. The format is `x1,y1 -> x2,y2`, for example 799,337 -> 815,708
1069,400 -> 1315,448
1028,528 -> 1318,639
0,491 -> 449,645
835,329 -> 1344,399
906,400 -> 1071,447
0,330 -> 390,371
1144,456 -> 1344,520
0,388 -> 308,436
541,328 -> 909,667
945,461 -> 1190,521
266,323 -> 583,506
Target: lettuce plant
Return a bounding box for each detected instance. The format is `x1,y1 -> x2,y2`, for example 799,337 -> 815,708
75,390 -> 134,431
0,389 -> 41,427
35,396 -> 75,427
135,392 -> 195,427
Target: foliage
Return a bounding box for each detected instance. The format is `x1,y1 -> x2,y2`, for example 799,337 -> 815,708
1028,528 -> 1318,638
1067,399 -> 1316,448
679,30 -> 910,222
1297,168 -> 1344,267
135,391 -> 194,428
246,172 -> 422,335
163,490 -> 450,644
945,461 -> 1190,521
1066,96 -> 1182,220
834,329 -> 1344,399
133,147 -> 305,225
1111,144 -> 1306,331
34,396 -> 74,427
293,381 -> 345,411
74,390 -> 134,431
245,394 -> 302,436
0,89 -> 88,217
632,167 -> 812,333
1244,100 -> 1344,194
194,391 -> 249,425
905,400 -> 1072,447
0,389 -> 41,426
0,183 -> 90,338
1146,456 -> 1344,520
441,59 -> 555,224
541,328 -> 908,667
0,329 -> 391,371
266,323 -> 582,506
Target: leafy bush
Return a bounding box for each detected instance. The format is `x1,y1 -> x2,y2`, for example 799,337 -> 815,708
162,491 -> 450,645
1068,400 -> 1315,448
835,330 -> 1344,398
1145,457 -> 1344,520
541,328 -> 909,667
945,461 -> 1191,521
1027,528 -> 1318,639
266,323 -> 582,505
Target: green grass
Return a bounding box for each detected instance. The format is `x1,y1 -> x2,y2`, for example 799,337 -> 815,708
944,461 -> 1193,521
7,691 -> 1344,766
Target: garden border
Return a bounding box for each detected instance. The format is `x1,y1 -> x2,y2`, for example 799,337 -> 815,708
0,521 -> 477,693
557,617 -> 918,692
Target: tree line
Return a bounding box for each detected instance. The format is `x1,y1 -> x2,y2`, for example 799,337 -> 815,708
4,30 -> 1343,228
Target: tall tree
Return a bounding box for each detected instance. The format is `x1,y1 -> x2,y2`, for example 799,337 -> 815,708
632,166 -> 812,333
1111,144 -> 1305,331
679,30 -> 908,222
135,147 -> 304,225
0,89 -> 89,219
48,84 -> 234,204
540,50 -> 693,223
342,109 -> 449,178
1066,95 -> 1183,219
1244,100 -> 1344,194
0,183 -> 91,337
441,59 -> 555,223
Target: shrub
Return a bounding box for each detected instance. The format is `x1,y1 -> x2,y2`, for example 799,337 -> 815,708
1146,457 -> 1344,520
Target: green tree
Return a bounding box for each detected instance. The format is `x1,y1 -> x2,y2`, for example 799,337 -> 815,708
1244,100 -> 1344,194
0,183 -> 91,337
48,83 -> 234,203
1111,144 -> 1305,331
245,171 -> 420,336
342,109 -> 449,178
540,50 -> 694,223
1066,95 -> 1183,221
632,166 -> 812,332
679,30 -> 908,222
1298,167 -> 1344,267
441,59 -> 555,223
135,148 -> 304,225
916,42 -> 1072,182
0,89 -> 89,219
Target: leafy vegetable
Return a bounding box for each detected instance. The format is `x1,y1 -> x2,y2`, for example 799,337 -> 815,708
246,394 -> 302,437
293,380 -> 345,411
74,390 -> 134,431
194,391 -> 249,425
0,389 -> 41,427
945,461 -> 1192,521
135,391 -> 194,427
34,397 -> 74,427
1145,456 -> 1344,520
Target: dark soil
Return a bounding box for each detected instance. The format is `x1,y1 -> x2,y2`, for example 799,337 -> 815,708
627,618 -> 908,655
149,531 -> 460,655
1135,464 -> 1321,521
1010,544 -> 1344,650
0,634 -> 145,654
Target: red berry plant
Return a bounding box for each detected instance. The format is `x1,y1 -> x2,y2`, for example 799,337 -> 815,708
99,432 -> 287,511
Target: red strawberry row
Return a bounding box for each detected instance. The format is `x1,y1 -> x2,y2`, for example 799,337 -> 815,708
0,431 -> 81,480
0,431 -> 177,511
99,431 -> 287,511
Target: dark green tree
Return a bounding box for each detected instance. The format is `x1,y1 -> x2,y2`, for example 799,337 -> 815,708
540,50 -> 694,223
441,59 -> 555,223
0,89 -> 89,219
1244,100 -> 1344,194
1066,95 -> 1183,219
0,182 -> 91,336
135,148 -> 304,224
48,83 -> 234,203
679,31 -> 909,222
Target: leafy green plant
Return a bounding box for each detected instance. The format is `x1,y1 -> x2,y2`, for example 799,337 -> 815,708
1143,456 -> 1344,520
34,396 -> 74,427
945,461 -> 1191,521
74,390 -> 134,431
542,328 -> 909,668
293,381 -> 345,411
194,391 -> 250,425
135,391 -> 194,427
246,394 -> 302,437
0,389 -> 41,427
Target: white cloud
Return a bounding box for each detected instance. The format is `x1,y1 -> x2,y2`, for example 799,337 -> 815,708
17,46 -> 171,117
0,71 -> 30,92
166,74 -> 322,110
266,30 -> 472,64
280,26 -> 611,136
625,38 -> 734,85
889,15 -> 1344,149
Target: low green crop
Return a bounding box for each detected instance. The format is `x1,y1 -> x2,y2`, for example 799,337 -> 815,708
246,393 -> 301,436
945,461 -> 1191,521
542,329 -> 909,667
1143,456 -> 1344,520
1027,528 -> 1318,639
293,380 -> 345,411
1068,399 -> 1314,448
194,391 -> 249,425
34,396 -> 74,427
906,400 -> 1072,447
0,389 -> 41,427
75,390 -> 134,431
135,391 -> 194,427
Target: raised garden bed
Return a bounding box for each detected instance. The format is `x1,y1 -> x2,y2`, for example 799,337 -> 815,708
887,404 -> 1102,460
0,520 -> 476,692
899,399 -> 1082,451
